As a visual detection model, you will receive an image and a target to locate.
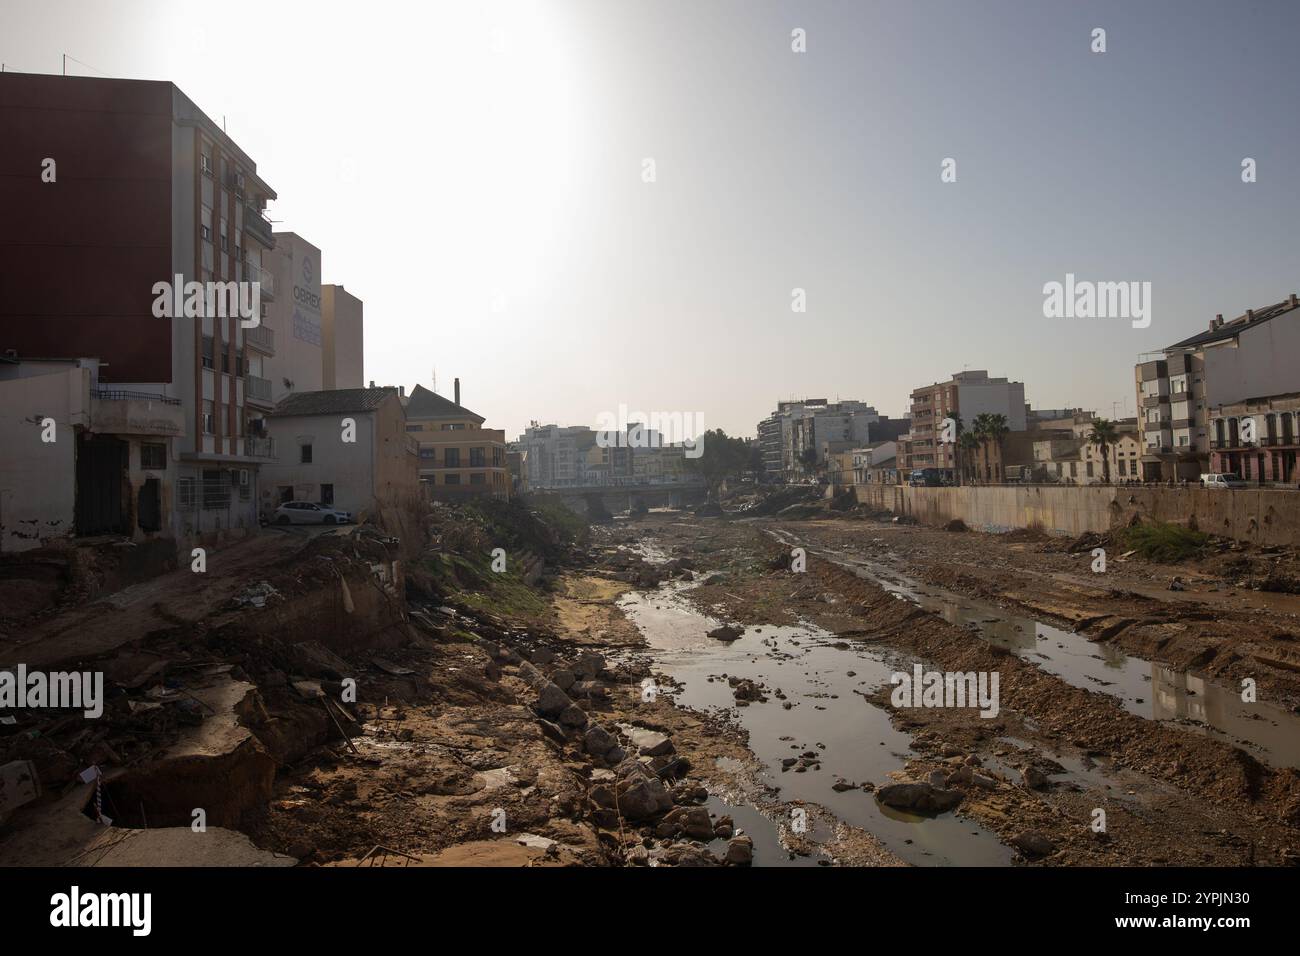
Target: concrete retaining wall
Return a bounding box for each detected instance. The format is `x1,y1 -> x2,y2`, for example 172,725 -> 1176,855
852,483 -> 1300,547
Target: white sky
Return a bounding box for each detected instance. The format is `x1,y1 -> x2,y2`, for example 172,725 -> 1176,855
4,0 -> 1299,438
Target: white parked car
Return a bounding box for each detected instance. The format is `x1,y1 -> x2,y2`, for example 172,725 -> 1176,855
1200,473 -> 1247,489
273,501 -> 354,525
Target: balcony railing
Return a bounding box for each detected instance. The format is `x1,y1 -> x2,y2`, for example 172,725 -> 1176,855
91,387 -> 180,406
244,204 -> 275,247
246,374 -> 273,404
242,436 -> 276,459
242,263 -> 274,299
245,323 -> 275,354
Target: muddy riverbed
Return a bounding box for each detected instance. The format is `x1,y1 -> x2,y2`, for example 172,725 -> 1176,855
597,513 -> 1300,867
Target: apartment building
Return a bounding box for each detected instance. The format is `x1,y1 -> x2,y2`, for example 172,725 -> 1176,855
0,72 -> 278,547
902,371 -> 1027,475
758,398 -> 881,481
1136,294 -> 1300,482
405,381 -> 509,499
515,424 -> 599,489
322,285 -> 364,389
259,387 -> 418,519
788,401 -> 879,474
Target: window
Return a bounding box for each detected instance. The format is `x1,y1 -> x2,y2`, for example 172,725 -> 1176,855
202,335 -> 215,370
202,468 -> 230,509
445,448 -> 460,467
201,153 -> 213,176
201,207 -> 212,241
492,447 -> 503,467
1118,459 -> 1127,476
470,447 -> 485,467
202,401 -> 215,435
220,218 -> 228,252
179,477 -> 197,509
300,443 -> 313,464
141,443 -> 167,470
320,483 -> 334,505
405,425 -> 423,432
444,474 -> 460,485
419,447 -> 436,460
470,473 -> 486,485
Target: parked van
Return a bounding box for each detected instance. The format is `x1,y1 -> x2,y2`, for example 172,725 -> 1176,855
1200,473 -> 1247,489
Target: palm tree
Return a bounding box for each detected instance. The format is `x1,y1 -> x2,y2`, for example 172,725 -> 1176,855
970,413 -> 993,482
1087,418 -> 1119,484
946,413 -> 965,485
985,414 -> 1010,483
959,432 -> 980,485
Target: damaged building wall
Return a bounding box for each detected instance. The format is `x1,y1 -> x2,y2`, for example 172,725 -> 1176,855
0,367 -> 86,552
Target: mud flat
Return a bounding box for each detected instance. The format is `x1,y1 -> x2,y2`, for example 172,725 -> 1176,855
603,513 -> 1300,866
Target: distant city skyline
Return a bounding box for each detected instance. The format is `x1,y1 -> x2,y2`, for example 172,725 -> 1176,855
3,0 -> 1298,439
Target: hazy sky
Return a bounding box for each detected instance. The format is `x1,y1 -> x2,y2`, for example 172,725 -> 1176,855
4,0 -> 1298,438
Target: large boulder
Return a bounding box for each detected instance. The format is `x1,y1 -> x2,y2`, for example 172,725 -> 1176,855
724,835 -> 754,866
584,725 -> 616,757
876,782 -> 963,814
618,777 -> 674,820
535,683 -> 572,719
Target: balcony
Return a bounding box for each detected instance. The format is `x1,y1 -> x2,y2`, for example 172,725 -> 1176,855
242,436 -> 276,459
244,204 -> 275,248
89,388 -> 186,437
1142,394 -> 1169,409
245,323 -> 275,355
245,374 -> 274,408
245,263 -> 275,300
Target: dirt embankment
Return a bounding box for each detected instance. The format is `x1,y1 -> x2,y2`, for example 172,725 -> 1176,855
1,500 -> 768,867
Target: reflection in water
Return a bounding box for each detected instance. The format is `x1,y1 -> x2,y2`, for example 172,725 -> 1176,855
618,583 -> 1014,867
779,534 -> 1300,770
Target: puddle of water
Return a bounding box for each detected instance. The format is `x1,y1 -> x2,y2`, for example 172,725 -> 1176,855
700,795 -> 827,868
782,534 -> 1300,770
618,583 -> 1013,867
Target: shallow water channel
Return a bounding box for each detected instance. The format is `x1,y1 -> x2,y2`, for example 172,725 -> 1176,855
770,531 -> 1300,770
617,580 -> 1013,866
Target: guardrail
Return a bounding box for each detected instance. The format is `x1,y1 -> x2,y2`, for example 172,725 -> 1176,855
91,388 -> 181,406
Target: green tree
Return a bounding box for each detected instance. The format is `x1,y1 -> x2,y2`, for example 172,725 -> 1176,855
685,428 -> 751,499
1087,418 -> 1119,483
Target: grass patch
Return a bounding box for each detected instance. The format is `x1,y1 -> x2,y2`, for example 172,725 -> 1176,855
1119,521 -> 1209,563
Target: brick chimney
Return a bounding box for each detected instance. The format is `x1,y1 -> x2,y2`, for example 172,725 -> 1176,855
1247,309 -> 1256,321
1290,293 -> 1298,308
454,377 -> 461,406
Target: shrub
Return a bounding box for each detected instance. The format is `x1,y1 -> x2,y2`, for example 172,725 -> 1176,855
1119,521 -> 1208,563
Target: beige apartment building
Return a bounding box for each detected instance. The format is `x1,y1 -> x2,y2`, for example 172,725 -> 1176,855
903,371 -> 1027,476
404,381 -> 510,499
322,285 -> 364,389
